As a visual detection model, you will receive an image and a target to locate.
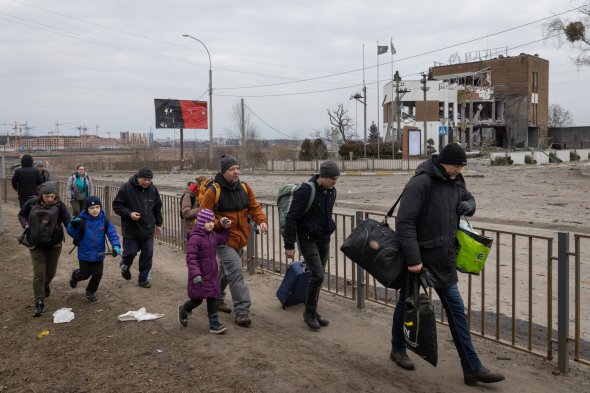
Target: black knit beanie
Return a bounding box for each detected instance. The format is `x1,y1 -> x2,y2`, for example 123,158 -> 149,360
319,160 -> 340,178
438,143 -> 467,166
21,154 -> 34,167
85,196 -> 102,211
219,155 -> 239,174
137,166 -> 153,179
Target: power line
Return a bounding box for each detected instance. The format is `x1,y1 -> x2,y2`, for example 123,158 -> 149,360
243,103 -> 296,139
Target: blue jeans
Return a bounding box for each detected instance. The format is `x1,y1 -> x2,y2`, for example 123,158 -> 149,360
391,282 -> 482,372
121,236 -> 154,283
299,239 -> 330,312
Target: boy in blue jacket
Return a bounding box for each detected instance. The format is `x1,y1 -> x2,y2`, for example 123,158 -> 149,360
67,196 -> 121,303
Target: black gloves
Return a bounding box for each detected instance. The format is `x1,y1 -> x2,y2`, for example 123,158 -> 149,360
457,201 -> 475,216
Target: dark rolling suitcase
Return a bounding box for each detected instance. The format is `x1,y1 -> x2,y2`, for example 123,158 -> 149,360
276,261 -> 310,309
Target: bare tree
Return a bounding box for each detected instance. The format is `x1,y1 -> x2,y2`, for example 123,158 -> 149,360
544,5 -> 590,65
548,103 -> 575,127
327,103 -> 354,142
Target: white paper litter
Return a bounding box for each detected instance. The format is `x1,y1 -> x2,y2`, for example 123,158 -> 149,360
117,307 -> 164,322
53,308 -> 75,323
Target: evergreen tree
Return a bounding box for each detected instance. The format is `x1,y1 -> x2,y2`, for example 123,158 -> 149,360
368,121 -> 380,143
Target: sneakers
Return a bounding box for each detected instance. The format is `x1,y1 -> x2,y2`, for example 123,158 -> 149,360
138,281 -> 151,288
216,301 -> 232,314
235,314 -> 251,327
120,264 -> 131,280
209,320 -> 228,334
32,301 -> 44,317
69,270 -> 78,289
390,351 -> 415,371
315,312 -> 329,327
303,310 -> 321,330
86,293 -> 99,304
463,367 -> 505,386
44,285 -> 51,298
178,304 -> 188,327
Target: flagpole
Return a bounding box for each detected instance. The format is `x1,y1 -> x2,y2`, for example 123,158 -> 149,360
391,37 -> 395,149
377,40 -> 380,156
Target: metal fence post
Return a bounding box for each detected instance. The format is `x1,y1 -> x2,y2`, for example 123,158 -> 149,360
104,186 -> 111,220
355,211 -> 365,309
0,155 -> 5,232
247,220 -> 257,275
557,231 -> 570,373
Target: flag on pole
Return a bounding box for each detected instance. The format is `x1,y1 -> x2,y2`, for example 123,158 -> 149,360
377,45 -> 388,55
390,40 -> 396,55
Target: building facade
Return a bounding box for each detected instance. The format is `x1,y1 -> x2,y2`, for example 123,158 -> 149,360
429,53 -> 549,149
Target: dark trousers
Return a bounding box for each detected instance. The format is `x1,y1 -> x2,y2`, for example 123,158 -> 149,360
299,239 -> 330,312
184,298 -> 218,316
122,236 -> 154,283
72,260 -> 104,294
70,199 -> 85,217
30,246 -> 62,302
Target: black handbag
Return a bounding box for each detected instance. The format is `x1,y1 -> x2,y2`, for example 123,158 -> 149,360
340,194 -> 406,289
403,273 -> 438,367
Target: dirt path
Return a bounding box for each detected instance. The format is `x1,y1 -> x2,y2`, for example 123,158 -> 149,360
1,202 -> 590,392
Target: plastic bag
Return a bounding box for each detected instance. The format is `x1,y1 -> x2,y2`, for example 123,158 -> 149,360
456,217 -> 493,275
53,308 -> 75,323
117,307 -> 164,322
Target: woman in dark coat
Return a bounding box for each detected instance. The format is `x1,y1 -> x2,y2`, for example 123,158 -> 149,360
178,209 -> 230,333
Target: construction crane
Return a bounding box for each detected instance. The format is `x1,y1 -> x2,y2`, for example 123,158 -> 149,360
72,124 -> 88,137
21,121 -> 35,137
49,121 -> 72,136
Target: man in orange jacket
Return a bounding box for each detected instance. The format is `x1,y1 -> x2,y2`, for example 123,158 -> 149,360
200,155 -> 268,327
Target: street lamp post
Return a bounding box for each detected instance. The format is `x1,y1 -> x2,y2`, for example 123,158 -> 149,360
351,86 -> 367,159
182,34 -> 213,164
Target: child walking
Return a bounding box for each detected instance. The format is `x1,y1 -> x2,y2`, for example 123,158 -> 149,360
178,208 -> 230,333
66,196 -> 121,303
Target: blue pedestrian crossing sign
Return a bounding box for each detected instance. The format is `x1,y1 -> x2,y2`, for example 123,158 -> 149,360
438,125 -> 448,136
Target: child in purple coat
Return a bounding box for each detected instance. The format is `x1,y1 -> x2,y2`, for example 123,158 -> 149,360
178,208 -> 231,333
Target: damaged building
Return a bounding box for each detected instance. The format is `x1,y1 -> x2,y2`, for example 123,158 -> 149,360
429,53 -> 549,149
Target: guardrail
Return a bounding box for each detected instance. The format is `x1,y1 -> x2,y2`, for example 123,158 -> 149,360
2,177 -> 588,371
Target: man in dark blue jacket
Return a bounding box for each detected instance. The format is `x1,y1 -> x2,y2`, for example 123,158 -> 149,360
283,160 -> 339,330
112,167 -> 162,288
390,143 -> 504,386
12,154 -> 42,207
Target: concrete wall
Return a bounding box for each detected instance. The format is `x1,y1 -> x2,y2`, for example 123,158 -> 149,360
549,127 -> 590,148
490,149 -> 590,164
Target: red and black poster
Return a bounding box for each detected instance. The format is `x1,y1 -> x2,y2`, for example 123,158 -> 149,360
154,99 -> 208,129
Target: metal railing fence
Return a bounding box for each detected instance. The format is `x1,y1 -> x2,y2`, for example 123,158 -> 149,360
2,177 -> 588,371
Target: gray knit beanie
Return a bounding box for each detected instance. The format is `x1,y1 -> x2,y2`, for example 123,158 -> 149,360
219,155 -> 239,174
319,160 -> 340,178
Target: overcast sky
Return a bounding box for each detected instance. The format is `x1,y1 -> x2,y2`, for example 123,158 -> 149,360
1,0 -> 588,142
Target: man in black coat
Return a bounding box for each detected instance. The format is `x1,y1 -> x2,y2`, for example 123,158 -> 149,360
112,167 -> 163,288
12,154 -> 42,207
390,143 -> 505,386
283,160 -> 339,330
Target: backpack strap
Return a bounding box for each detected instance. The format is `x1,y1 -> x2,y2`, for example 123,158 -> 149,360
303,181 -> 316,214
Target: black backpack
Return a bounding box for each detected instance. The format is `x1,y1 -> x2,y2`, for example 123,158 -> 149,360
179,193 -> 197,219
28,203 -> 64,247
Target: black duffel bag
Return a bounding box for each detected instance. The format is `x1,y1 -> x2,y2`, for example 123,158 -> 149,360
403,272 -> 438,367
340,194 -> 406,289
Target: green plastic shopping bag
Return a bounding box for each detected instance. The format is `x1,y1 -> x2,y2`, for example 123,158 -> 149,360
455,217 -> 493,275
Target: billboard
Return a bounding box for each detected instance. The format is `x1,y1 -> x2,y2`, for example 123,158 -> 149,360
154,99 -> 208,129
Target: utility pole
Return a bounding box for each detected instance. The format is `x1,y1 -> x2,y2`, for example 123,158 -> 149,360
240,98 -> 246,166
420,72 -> 430,155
